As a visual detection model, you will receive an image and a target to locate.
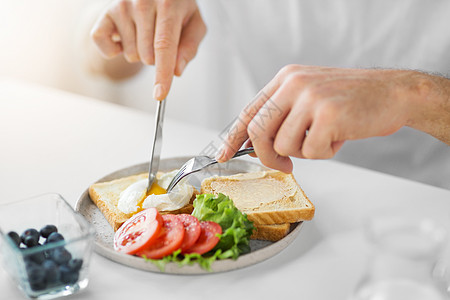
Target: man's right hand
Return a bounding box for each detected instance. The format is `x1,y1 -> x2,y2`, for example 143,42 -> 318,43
216,65 -> 450,173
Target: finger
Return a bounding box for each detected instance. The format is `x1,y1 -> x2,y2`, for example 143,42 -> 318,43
250,130 -> 293,173
216,90 -> 274,162
273,98 -> 312,158
134,2 -> 156,65
217,75 -> 287,162
153,7 -> 183,100
216,65 -> 308,162
332,140 -> 345,153
91,14 -> 123,58
246,87 -> 293,173
301,116 -> 337,159
243,140 -> 257,158
109,2 -> 139,62
174,10 -> 207,76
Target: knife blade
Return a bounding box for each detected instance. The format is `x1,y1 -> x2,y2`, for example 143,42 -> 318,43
147,99 -> 166,193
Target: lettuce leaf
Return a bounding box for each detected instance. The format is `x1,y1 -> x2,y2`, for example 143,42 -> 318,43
143,249 -> 222,272
192,193 -> 254,259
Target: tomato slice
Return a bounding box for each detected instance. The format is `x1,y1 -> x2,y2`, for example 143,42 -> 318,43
182,221 -> 222,255
114,208 -> 163,255
178,214 -> 201,252
137,214 -> 185,259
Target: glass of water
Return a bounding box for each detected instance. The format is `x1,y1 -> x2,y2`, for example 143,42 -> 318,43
352,213 -> 448,300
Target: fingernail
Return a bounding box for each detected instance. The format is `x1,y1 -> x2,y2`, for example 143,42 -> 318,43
177,59 -> 186,75
153,84 -> 164,100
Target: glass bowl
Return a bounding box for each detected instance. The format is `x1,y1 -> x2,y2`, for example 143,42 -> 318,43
0,193 -> 95,299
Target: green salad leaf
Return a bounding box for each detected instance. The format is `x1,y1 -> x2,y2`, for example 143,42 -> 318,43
146,193 -> 254,271
143,249 -> 222,272
192,193 -> 254,259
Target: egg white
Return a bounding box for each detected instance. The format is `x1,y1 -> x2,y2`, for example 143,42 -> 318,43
117,170 -> 193,214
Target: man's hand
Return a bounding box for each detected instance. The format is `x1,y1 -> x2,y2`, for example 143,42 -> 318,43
90,0 -> 206,100
216,65 -> 450,173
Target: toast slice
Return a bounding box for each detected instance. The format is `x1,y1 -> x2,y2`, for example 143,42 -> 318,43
251,223 -> 291,242
201,170 -> 314,226
89,172 -> 195,231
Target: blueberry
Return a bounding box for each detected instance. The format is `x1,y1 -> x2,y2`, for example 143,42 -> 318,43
40,225 -> 58,239
21,229 -> 40,245
30,281 -> 46,291
25,259 -> 38,270
23,235 -> 39,248
46,232 -> 64,244
67,258 -> 83,272
43,248 -> 54,260
26,263 -> 46,290
51,247 -> 72,265
7,231 -> 21,247
26,251 -> 46,265
59,265 -> 79,284
42,259 -> 60,284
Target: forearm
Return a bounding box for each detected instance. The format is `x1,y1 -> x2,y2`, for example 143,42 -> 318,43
405,71 -> 450,145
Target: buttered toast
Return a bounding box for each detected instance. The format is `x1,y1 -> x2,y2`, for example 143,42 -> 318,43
201,170 -> 314,241
89,172 -> 196,231
251,223 -> 291,242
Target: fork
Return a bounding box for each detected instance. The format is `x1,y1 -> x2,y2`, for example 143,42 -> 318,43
166,147 -> 255,192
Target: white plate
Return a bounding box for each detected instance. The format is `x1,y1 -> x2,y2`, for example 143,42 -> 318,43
75,157 -> 303,274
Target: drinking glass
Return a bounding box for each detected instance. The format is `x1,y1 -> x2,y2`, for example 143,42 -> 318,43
352,214 -> 448,300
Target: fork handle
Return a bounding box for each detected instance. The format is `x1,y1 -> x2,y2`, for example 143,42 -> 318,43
166,147 -> 255,193
231,147 -> 254,159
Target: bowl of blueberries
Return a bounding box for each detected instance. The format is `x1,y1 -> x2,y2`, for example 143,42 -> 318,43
0,193 -> 95,299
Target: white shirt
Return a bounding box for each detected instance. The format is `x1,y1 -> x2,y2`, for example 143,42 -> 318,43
189,0 -> 450,189
94,0 -> 450,189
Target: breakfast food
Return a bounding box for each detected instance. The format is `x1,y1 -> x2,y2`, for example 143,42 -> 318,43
191,193 -> 254,259
113,208 -> 164,255
88,166 -> 314,271
88,166 -> 313,270
251,223 -> 291,242
114,208 -> 222,259
201,170 -> 315,241
181,220 -> 222,255
112,194 -> 252,270
7,225 -> 83,291
89,170 -> 197,231
90,168 -> 313,243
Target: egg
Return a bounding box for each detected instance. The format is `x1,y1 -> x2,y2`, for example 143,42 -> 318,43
117,170 -> 194,214
148,181 -> 167,195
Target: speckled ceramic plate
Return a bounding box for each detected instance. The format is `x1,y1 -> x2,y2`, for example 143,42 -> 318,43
75,157 -> 303,274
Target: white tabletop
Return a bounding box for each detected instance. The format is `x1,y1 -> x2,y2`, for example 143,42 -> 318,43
1,80 -> 449,300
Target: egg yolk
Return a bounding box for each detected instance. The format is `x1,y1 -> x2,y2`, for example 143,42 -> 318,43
136,182 -> 167,212
147,181 -> 167,196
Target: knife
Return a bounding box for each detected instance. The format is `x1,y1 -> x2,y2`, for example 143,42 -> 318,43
147,99 -> 166,193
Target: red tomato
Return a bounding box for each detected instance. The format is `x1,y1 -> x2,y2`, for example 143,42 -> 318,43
137,214 -> 185,259
182,221 -> 222,255
178,214 -> 201,252
114,208 -> 163,255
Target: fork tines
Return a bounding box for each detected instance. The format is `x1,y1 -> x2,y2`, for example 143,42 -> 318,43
166,164 -> 188,192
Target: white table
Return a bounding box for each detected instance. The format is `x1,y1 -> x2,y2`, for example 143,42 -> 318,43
1,80 -> 449,300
